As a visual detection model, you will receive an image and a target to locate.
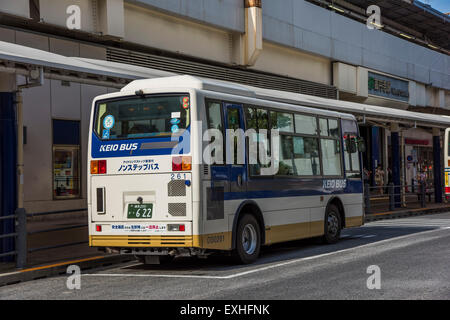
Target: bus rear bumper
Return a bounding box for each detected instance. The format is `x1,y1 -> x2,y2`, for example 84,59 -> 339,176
89,235 -> 210,258
89,234 -> 197,248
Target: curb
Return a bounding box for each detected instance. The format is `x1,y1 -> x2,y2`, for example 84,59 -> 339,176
365,206 -> 450,222
0,254 -> 135,288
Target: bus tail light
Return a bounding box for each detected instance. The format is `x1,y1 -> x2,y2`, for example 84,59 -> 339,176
99,160 -> 107,174
91,160 -> 107,174
168,224 -> 185,232
172,156 -> 191,171
96,225 -> 102,232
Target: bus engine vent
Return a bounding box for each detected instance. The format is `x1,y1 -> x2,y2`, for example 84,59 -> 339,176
168,203 -> 186,216
203,164 -> 209,176
168,180 -> 186,197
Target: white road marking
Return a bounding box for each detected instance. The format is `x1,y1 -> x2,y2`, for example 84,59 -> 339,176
367,219 -> 450,228
121,262 -> 143,269
83,227 -> 450,280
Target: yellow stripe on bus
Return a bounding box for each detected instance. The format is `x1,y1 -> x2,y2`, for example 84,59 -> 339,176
90,216 -> 363,251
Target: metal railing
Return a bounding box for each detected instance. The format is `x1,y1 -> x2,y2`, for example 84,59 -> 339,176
0,208 -> 87,269
0,209 -> 26,268
364,182 -> 444,214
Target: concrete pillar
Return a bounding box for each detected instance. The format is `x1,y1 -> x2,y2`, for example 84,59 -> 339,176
244,0 -> 262,66
432,127 -> 442,203
98,0 -> 124,39
391,123 -> 401,208
0,92 -> 17,262
370,126 -> 381,186
0,73 -> 17,262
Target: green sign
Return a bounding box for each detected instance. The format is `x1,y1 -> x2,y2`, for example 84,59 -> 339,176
368,72 -> 409,102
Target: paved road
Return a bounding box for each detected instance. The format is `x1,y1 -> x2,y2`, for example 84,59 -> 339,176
1,213 -> 449,300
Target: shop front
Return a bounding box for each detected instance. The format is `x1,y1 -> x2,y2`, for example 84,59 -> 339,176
403,133 -> 434,190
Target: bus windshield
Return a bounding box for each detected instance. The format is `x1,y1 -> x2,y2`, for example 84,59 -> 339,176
94,94 -> 190,140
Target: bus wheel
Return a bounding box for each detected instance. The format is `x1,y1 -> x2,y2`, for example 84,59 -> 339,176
322,204 -> 341,244
233,214 -> 261,264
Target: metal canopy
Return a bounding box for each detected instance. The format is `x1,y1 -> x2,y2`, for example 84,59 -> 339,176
250,85 -> 450,129
0,41 -> 175,87
342,0 -> 450,50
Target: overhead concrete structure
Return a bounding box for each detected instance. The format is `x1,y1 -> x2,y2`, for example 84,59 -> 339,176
244,0 -> 262,66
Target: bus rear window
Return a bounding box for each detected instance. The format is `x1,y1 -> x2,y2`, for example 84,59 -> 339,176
94,94 -> 190,140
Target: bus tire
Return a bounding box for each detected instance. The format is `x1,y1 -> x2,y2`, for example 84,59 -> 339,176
233,214 -> 261,264
322,204 -> 341,244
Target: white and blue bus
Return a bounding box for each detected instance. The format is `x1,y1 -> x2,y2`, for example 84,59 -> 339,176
88,75 -> 365,264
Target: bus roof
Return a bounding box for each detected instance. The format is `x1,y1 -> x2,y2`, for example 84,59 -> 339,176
120,75 -> 450,129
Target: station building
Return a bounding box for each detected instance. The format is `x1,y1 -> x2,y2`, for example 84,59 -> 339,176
0,0 -> 449,259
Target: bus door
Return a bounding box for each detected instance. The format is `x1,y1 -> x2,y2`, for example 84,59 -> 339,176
223,103 -> 247,194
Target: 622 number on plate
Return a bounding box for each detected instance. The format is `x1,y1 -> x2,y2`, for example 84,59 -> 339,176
127,203 -> 153,219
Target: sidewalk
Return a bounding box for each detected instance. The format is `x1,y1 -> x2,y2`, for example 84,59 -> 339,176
365,202 -> 450,222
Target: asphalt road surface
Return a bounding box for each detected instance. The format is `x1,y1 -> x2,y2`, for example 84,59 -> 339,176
1,213 -> 449,300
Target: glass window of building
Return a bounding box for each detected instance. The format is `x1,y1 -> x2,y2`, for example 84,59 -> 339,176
52,119 -> 80,199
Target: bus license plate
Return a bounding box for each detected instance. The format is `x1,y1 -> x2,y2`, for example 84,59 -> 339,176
127,204 -> 153,219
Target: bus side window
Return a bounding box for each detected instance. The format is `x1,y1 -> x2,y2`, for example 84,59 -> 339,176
245,107 -> 271,176
319,118 -> 342,176
293,114 -> 320,176
206,100 -> 224,164
342,119 -> 362,178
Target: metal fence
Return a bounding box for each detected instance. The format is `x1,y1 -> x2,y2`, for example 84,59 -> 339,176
364,182 -> 443,214
0,208 -> 87,269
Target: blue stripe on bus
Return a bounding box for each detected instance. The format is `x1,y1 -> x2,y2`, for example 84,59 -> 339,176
91,127 -> 190,158
222,183 -> 363,200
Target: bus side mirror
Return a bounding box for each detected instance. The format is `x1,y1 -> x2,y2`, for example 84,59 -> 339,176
346,137 -> 357,153
357,137 -> 366,153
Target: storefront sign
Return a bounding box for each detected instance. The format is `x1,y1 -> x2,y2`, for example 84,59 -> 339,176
405,138 -> 429,146
368,72 -> 409,102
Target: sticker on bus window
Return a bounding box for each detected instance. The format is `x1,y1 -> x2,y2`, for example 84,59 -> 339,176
171,125 -> 179,133
182,97 -> 189,109
102,129 -> 110,139
171,112 -> 181,118
103,115 -> 115,129
170,118 -> 180,125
